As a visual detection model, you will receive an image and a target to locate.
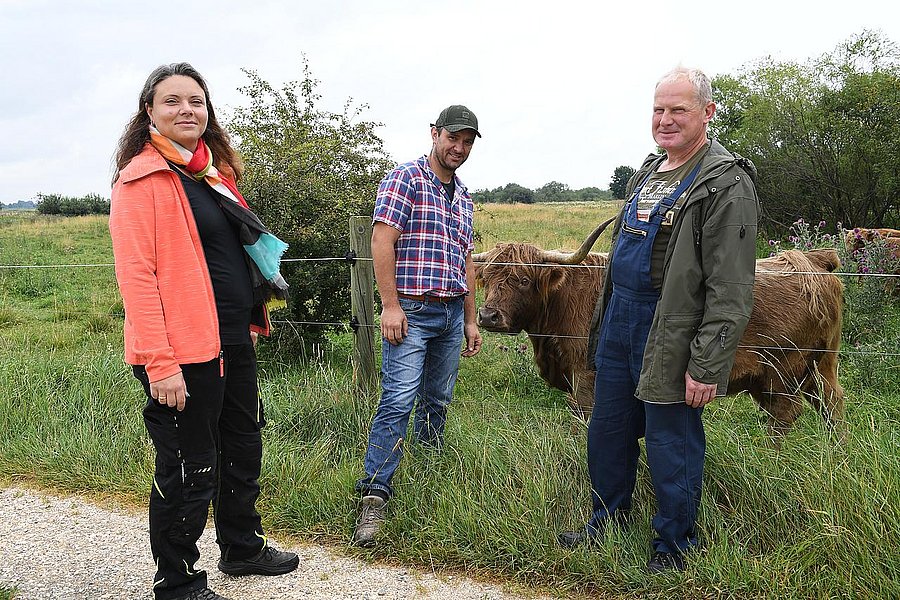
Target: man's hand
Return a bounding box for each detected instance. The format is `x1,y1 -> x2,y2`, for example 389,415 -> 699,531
684,371 -> 717,408
381,305 -> 408,345
462,322 -> 482,357
150,371 -> 189,411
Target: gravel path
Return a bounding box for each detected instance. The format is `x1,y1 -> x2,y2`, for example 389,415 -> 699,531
0,486 -> 556,600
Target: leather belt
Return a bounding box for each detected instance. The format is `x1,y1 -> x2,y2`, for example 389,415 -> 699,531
397,292 -> 460,303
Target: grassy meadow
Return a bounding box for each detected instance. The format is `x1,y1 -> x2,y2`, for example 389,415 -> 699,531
1,206 -> 898,599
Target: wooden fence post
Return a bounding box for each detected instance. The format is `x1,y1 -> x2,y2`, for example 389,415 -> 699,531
349,216 -> 377,395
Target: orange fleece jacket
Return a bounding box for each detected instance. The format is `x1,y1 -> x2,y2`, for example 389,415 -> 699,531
110,144 -> 222,383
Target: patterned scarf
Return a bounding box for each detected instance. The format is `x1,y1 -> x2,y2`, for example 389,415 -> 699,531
149,126 -> 289,297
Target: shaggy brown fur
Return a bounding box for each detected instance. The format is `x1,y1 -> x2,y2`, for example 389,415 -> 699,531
845,227 -> 900,266
476,246 -> 846,443
845,227 -> 900,251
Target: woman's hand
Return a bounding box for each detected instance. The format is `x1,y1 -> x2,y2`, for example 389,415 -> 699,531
149,372 -> 189,411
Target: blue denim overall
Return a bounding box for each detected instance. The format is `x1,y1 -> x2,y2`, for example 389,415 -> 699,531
586,163 -> 706,555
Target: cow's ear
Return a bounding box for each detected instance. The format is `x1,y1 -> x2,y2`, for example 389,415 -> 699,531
546,267 -> 568,291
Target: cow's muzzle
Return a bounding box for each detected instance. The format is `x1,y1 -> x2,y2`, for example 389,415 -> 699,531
478,306 -> 516,332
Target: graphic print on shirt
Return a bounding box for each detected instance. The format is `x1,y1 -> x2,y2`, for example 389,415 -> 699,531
636,172 -> 689,227
636,144 -> 709,227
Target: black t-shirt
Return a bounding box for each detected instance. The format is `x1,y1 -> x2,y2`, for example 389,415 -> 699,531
176,169 -> 254,344
441,179 -> 456,202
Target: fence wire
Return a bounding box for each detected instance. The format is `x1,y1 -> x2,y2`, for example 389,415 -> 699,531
2,257 -> 898,280
267,319 -> 900,358
2,254 -> 898,359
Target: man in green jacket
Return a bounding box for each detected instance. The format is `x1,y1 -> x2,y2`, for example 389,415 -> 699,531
558,67 -> 759,572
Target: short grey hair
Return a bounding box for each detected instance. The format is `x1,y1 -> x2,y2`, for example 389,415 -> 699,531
656,67 -> 712,107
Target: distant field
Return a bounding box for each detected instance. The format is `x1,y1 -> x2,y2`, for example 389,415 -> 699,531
1,208 -> 898,600
475,201 -> 621,251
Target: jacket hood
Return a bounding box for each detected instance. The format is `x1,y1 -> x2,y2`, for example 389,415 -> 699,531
634,138 -> 758,189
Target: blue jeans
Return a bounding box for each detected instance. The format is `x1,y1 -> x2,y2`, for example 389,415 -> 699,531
356,296 -> 464,498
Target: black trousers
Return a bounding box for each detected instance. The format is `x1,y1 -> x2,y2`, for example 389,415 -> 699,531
133,343 -> 266,600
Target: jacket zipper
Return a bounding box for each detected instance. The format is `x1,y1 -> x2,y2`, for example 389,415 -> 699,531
622,223 -> 648,237
719,325 -> 729,349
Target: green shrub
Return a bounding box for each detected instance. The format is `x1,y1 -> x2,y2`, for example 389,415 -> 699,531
228,60 -> 393,357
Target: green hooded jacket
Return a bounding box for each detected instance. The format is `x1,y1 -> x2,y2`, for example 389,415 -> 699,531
587,139 -> 760,403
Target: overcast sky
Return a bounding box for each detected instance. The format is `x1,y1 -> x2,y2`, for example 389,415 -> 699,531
1,0 -> 898,204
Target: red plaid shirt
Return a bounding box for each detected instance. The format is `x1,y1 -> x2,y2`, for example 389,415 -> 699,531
373,155 -> 475,297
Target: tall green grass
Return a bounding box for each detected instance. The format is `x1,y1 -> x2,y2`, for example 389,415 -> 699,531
1,210 -> 898,599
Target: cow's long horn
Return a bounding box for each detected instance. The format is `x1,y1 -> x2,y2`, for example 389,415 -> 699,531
540,216 -> 616,264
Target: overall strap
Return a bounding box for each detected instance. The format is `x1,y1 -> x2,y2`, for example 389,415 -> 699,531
655,161 -> 703,215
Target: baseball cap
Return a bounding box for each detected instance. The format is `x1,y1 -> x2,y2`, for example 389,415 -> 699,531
431,105 -> 481,137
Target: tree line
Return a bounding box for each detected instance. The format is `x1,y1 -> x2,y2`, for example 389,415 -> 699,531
471,181 -> 612,204
35,193 -> 110,216
0,200 -> 37,210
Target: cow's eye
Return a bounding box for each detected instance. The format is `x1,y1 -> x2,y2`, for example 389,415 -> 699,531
519,277 -> 530,287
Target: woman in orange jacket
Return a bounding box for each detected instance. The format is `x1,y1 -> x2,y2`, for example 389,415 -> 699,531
110,62 -> 295,600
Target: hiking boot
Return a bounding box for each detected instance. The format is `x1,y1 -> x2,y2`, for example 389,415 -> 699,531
218,545 -> 300,576
352,494 -> 387,547
647,550 -> 686,573
172,588 -> 231,600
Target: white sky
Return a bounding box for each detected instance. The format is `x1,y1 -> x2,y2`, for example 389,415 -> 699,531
1,0 -> 898,204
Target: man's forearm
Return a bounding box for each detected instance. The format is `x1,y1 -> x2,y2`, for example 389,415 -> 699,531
372,233 -> 400,309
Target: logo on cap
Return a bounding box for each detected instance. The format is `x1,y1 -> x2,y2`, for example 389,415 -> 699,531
431,104 -> 481,138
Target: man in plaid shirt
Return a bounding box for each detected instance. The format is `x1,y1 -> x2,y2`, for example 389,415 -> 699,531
352,105 -> 483,547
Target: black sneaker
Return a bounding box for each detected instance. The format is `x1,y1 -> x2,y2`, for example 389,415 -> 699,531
558,511 -> 630,549
557,529 -> 600,548
218,545 -> 300,576
647,550 -> 686,573
172,588 -> 231,600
